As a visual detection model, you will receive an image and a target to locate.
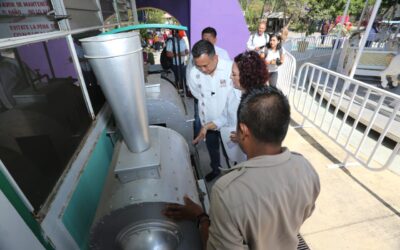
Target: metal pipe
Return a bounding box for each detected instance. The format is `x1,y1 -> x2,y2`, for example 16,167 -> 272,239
66,35 -> 96,119
129,0 -> 139,24
81,32 -> 150,152
42,42 -> 56,79
357,0 -> 370,31
349,0 -> 382,79
328,0 -> 351,69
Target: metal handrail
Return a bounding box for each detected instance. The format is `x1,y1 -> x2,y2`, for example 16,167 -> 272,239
277,51 -> 296,96
292,62 -> 400,171
285,35 -> 343,62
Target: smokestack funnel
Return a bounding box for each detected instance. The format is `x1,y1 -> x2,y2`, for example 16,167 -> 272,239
81,32 -> 150,152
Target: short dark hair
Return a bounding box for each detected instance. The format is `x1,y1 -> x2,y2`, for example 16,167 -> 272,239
267,34 -> 282,50
237,86 -> 290,144
192,40 -> 216,58
234,51 -> 268,91
201,27 -> 217,38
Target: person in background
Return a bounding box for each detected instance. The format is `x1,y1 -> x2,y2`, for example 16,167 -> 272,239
193,51 -> 268,164
265,34 -> 285,87
163,30 -> 168,41
329,22 -> 335,33
366,22 -> 379,47
166,30 -> 189,90
201,27 -> 230,60
187,40 -> 233,182
321,20 -> 330,44
246,21 -> 269,58
163,86 -> 320,250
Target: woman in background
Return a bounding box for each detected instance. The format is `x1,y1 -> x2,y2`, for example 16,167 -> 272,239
265,34 -> 285,88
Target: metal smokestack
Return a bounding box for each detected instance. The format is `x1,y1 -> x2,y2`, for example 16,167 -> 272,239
81,32 -> 150,152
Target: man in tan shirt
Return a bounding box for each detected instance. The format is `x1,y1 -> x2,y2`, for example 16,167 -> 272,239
163,86 -> 320,249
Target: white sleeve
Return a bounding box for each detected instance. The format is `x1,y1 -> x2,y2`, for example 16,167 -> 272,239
212,110 -> 228,130
166,40 -> 173,52
187,68 -> 201,100
180,39 -> 187,52
212,99 -> 229,129
246,34 -> 255,50
186,54 -> 194,76
220,49 -> 230,61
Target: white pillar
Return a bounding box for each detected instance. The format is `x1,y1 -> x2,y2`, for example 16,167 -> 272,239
129,0 -> 139,24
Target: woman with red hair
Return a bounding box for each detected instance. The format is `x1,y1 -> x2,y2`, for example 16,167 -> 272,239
193,51 -> 268,157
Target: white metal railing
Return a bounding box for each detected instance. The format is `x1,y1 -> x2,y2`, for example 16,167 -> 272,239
277,51 -> 296,96
336,39 -> 397,79
285,35 -> 344,61
292,63 -> 400,171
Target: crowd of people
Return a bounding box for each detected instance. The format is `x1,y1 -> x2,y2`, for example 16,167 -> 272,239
158,22 -> 321,250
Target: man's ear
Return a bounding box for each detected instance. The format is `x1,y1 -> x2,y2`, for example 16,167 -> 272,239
213,54 -> 219,62
238,123 -> 250,140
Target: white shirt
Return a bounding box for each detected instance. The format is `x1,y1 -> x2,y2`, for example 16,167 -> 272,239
188,58 -> 233,126
215,45 -> 230,60
213,88 -> 241,129
265,48 -> 284,72
207,148 -> 320,250
246,33 -> 269,51
214,88 -> 247,164
166,38 -> 187,65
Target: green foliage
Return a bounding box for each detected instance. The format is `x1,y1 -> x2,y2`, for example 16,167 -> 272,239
239,0 -> 398,35
240,0 -> 266,31
330,22 -> 350,36
140,8 -> 164,24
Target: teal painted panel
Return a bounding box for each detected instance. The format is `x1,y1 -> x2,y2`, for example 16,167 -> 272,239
0,169 -> 53,249
102,23 -> 188,35
62,130 -> 113,249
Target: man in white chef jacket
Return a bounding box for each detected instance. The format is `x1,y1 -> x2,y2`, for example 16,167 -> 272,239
187,40 -> 233,182
187,27 -> 230,141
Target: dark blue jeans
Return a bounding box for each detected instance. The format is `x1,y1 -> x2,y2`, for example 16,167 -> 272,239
206,130 -> 221,172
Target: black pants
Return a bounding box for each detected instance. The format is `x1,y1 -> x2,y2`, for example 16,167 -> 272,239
206,130 -> 221,172
171,64 -> 186,90
269,71 -> 278,87
321,35 -> 326,44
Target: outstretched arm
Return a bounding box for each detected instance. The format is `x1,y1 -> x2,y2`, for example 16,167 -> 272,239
163,196 -> 210,249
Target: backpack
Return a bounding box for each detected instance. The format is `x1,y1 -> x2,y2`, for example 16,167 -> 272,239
160,46 -> 173,70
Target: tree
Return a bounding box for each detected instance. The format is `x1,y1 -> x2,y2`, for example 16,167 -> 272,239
241,0 -> 266,31
238,0 -> 398,35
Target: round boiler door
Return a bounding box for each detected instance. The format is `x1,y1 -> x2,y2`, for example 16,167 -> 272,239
116,220 -> 182,250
